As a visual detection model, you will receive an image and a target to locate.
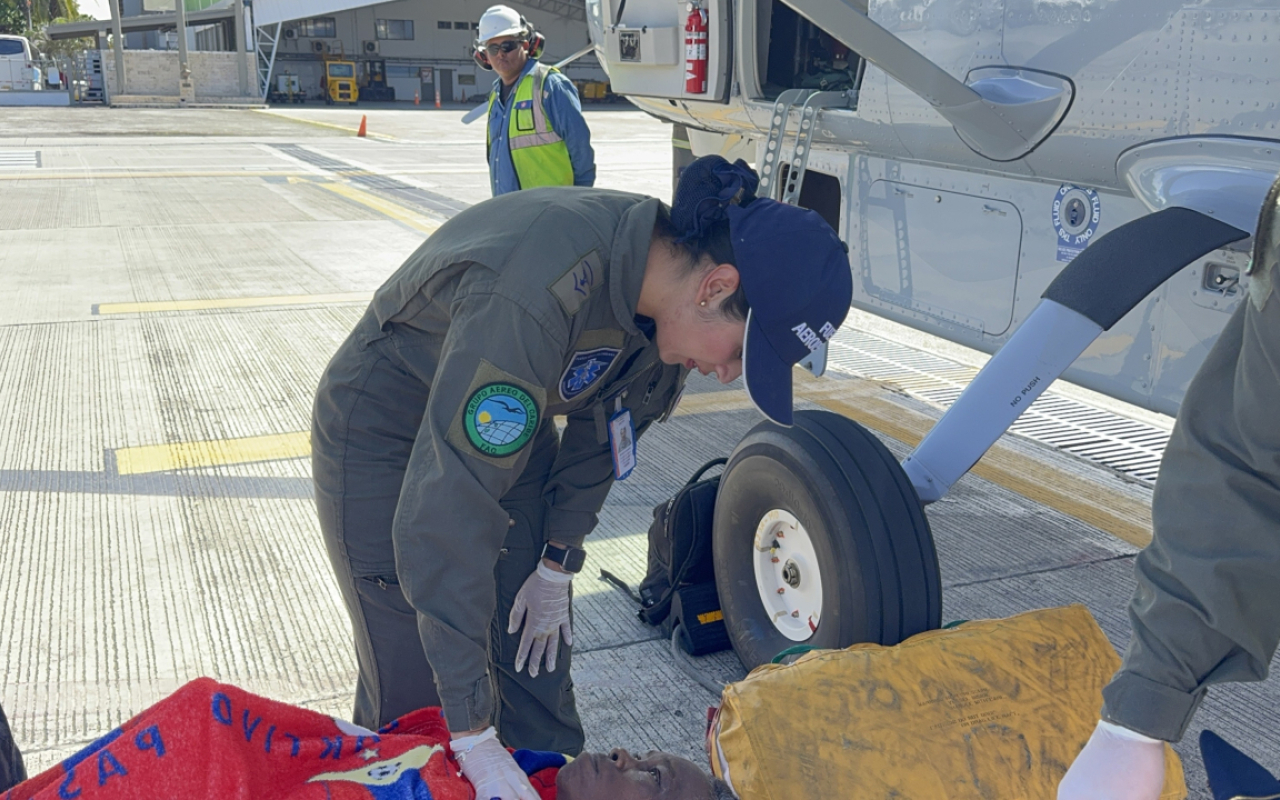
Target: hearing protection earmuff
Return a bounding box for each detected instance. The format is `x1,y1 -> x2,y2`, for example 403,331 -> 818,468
473,17 -> 544,71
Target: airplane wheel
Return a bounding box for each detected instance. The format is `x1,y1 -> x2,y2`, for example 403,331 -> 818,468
712,410 -> 941,669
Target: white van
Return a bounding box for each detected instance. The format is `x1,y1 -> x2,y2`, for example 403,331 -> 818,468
0,34 -> 37,91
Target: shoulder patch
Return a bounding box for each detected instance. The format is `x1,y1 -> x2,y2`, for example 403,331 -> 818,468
548,251 -> 603,316
446,360 -> 545,466
560,347 -> 621,402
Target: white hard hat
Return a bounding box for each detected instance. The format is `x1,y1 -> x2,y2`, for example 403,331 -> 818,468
477,5 -> 528,43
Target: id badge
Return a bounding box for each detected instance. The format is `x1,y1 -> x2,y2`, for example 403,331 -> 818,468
608,407 -> 637,480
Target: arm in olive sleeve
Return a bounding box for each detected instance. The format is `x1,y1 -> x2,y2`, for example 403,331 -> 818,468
542,364 -> 687,549
391,288 -> 568,732
541,406 -> 618,550
1102,280 -> 1280,742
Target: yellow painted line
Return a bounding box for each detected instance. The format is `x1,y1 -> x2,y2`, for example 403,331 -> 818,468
115,432 -> 310,475
793,376 -> 1154,548
317,181 -> 442,235
106,367 -> 1151,548
658,378 -> 1153,545
256,108 -> 398,140
96,292 -> 372,315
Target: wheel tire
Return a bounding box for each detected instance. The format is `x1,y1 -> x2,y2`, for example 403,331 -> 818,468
713,409 -> 941,669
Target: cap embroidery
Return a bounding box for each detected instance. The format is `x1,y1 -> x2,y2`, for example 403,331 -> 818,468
792,322 -> 836,352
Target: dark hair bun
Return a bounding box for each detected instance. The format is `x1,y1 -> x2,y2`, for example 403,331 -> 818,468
671,155 -> 760,242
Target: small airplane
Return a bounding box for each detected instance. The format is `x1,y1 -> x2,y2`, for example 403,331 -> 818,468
583,0 -> 1280,665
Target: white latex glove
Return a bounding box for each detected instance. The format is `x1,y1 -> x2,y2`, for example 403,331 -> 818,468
1058,719 -> 1166,800
507,561 -> 573,677
451,727 -> 539,800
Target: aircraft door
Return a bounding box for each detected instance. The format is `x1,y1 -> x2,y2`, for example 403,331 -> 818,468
587,0 -> 732,102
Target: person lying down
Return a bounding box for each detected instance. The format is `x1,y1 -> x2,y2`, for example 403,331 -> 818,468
6,678 -> 734,800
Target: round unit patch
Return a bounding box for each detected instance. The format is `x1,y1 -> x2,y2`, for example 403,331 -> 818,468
1052,184 -> 1101,263
463,383 -> 539,457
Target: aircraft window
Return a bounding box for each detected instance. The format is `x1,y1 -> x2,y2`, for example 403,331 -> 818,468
760,0 -> 862,103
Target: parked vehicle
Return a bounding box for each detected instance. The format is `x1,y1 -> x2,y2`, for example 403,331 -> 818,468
0,35 -> 37,91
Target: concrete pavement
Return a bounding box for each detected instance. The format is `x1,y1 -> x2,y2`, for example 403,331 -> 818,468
0,106 -> 1275,796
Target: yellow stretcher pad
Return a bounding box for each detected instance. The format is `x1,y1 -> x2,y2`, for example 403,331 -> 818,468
708,605 -> 1186,799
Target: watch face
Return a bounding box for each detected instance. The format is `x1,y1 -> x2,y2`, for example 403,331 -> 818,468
562,547 -> 586,573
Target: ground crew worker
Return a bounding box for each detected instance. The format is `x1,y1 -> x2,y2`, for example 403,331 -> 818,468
312,156 -> 851,800
475,4 -> 595,196
1058,175 -> 1280,798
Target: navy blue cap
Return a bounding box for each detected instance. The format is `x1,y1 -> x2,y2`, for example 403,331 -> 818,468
729,200 -> 852,425
1201,729 -> 1280,800
672,155 -> 853,425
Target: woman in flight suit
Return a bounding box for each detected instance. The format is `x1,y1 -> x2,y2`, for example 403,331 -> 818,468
311,156 -> 852,800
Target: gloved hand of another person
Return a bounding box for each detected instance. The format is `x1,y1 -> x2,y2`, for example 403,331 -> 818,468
508,561 -> 573,677
1058,719 -> 1166,800
451,727 -> 540,800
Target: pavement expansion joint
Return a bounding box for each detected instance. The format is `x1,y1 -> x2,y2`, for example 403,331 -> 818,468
943,553 -> 1138,591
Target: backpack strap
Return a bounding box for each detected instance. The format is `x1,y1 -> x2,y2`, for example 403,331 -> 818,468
686,457 -> 728,486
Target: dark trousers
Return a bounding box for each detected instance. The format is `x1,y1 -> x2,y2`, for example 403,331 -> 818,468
312,318 -> 583,754
0,701 -> 26,793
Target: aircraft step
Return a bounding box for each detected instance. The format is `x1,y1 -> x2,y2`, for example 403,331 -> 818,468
756,88 -> 848,203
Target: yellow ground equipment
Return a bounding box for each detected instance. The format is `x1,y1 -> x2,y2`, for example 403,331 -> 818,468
323,54 -> 358,105
708,605 -> 1187,800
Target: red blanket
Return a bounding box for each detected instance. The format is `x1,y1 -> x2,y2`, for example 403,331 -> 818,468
6,678 -> 562,800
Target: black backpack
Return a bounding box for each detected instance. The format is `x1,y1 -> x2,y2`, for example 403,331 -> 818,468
636,457 -> 726,626
599,457 -> 733,657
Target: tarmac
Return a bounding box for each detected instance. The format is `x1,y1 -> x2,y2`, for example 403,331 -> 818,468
0,104 -> 1276,797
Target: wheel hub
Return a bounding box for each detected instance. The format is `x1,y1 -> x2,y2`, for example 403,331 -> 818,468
752,509 -> 823,641
782,560 -> 801,588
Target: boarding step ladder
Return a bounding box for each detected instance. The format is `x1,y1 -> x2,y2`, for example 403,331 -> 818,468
756,88 -> 848,205
756,88 -> 849,376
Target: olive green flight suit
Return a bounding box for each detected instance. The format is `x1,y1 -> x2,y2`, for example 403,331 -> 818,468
312,187 -> 687,754
1102,177 -> 1280,741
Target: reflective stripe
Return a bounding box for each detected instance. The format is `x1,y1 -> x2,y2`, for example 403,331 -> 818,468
507,62 -> 574,188
530,66 -> 551,133
509,130 -> 565,150
485,63 -> 574,189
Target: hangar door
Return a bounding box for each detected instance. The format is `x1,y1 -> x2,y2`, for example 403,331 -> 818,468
586,0 -> 732,102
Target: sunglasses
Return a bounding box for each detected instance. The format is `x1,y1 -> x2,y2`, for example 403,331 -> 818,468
484,40 -> 525,56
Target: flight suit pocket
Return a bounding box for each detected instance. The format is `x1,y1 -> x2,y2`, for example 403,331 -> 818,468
357,326 -> 393,351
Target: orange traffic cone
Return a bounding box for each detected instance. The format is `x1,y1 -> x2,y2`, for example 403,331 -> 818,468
414,90 -> 420,105
357,115 -> 367,137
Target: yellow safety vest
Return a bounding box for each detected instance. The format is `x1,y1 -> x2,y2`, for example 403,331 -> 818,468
487,62 -> 574,189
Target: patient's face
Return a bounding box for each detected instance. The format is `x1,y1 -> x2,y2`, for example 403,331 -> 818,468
556,748 -> 714,800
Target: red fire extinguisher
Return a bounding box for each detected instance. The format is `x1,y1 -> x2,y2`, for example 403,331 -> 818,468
684,3 -> 708,94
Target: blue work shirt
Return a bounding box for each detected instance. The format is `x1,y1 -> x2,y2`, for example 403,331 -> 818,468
487,59 -> 596,196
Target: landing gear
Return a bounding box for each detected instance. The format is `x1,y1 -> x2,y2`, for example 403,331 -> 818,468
713,410 -> 942,669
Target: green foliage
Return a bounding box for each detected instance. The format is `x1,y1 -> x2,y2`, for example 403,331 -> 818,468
0,0 -> 86,37
0,0 -> 30,36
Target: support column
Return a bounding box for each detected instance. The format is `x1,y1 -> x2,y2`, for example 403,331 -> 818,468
175,0 -> 193,101
108,0 -> 125,99
233,0 -> 248,96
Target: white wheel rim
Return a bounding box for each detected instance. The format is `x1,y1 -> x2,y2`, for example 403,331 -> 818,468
752,508 -> 823,641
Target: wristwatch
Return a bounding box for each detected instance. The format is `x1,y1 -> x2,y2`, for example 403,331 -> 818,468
540,542 -> 587,573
